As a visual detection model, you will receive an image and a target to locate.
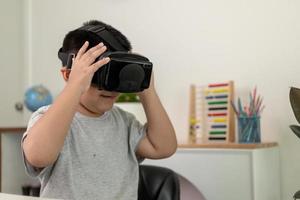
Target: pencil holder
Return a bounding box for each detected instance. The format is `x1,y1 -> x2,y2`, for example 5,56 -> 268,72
238,116 -> 261,143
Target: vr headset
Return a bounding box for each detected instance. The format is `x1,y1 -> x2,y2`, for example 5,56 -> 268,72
58,25 -> 153,93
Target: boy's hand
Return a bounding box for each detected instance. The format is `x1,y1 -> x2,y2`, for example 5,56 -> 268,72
67,41 -> 110,94
138,71 -> 155,98
136,70 -> 177,159
23,41 -> 110,168
147,71 -> 155,91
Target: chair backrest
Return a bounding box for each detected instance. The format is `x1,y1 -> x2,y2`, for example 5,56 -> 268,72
138,165 -> 180,200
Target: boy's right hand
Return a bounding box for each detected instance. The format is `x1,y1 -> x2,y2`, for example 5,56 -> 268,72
67,41 -> 110,94
23,42 -> 110,169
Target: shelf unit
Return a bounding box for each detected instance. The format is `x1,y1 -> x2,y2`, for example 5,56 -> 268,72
145,142 -> 280,200
0,127 -> 26,193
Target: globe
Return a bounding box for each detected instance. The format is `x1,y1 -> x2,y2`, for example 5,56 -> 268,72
24,85 -> 53,112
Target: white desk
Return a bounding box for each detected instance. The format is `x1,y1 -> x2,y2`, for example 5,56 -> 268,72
144,142 -> 280,200
0,193 -> 60,200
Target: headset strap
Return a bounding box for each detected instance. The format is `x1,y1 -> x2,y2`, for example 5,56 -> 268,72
58,48 -> 75,68
79,25 -> 127,51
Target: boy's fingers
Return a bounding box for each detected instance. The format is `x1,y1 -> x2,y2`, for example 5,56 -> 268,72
76,41 -> 89,59
90,57 -> 110,73
82,42 -> 104,61
91,46 -> 107,60
84,45 -> 107,65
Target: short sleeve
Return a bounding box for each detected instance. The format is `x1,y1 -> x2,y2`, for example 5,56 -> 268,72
120,109 -> 147,152
21,105 -> 52,177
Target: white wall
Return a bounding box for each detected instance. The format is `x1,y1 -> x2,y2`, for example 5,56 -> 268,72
23,0 -> 300,199
0,0 -> 25,126
0,0 -> 34,194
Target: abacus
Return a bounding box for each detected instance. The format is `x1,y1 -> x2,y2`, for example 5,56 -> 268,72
189,81 -> 235,143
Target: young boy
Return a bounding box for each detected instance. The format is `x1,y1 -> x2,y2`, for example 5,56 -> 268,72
21,20 -> 177,200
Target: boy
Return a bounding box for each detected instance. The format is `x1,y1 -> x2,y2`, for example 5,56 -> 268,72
21,20 -> 177,200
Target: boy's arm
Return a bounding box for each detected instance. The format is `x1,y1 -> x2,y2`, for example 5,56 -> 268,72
136,74 -> 177,159
23,83 -> 82,168
23,42 -> 110,168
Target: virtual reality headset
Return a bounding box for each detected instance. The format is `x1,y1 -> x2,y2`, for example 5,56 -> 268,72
58,25 -> 153,93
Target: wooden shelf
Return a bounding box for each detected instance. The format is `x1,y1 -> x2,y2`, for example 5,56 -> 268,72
0,127 -> 278,150
0,127 -> 26,134
178,142 -> 278,149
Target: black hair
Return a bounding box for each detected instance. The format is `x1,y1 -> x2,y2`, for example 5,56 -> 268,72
61,20 -> 132,55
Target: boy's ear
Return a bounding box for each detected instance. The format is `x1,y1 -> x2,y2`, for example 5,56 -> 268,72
60,67 -> 71,81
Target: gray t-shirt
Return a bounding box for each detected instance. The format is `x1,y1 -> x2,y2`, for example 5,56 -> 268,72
22,105 -> 146,200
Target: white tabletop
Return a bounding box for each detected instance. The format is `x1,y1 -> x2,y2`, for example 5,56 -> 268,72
0,193 -> 61,200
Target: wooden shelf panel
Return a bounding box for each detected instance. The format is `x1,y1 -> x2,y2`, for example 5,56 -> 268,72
0,127 -> 278,150
178,142 -> 278,149
0,127 -> 26,133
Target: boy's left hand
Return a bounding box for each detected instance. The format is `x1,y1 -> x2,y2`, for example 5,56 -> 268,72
136,70 -> 177,159
138,71 -> 155,97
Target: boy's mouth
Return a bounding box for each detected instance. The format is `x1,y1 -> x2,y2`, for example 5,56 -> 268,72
100,94 -> 118,99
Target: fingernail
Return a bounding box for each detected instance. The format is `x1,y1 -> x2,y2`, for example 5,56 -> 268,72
85,41 -> 89,45
99,42 -> 104,47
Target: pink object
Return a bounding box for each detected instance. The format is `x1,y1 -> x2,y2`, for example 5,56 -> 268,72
179,175 -> 207,200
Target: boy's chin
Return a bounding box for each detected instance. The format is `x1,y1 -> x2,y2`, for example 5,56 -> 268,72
97,102 -> 115,112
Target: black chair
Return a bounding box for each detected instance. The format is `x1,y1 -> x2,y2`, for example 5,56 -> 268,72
294,190 -> 300,199
21,180 -> 40,197
139,165 -> 207,200
138,165 -> 180,200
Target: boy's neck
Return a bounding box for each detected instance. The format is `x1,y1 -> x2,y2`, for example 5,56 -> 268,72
76,103 -> 105,118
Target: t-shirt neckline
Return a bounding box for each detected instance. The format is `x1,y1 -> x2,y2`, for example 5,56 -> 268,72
75,110 -> 110,120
